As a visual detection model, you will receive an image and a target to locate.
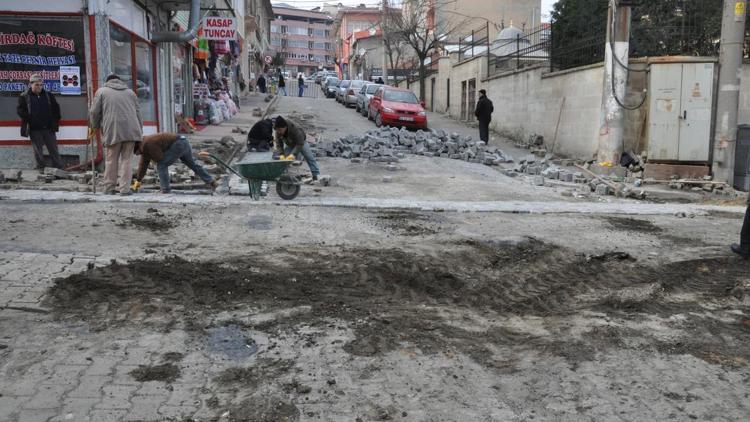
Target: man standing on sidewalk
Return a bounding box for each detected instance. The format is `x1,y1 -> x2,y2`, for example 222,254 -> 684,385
131,133 -> 217,194
298,73 -> 305,97
731,195 -> 750,259
474,89 -> 494,145
89,74 -> 142,195
16,74 -> 64,169
277,70 -> 287,96
273,116 -> 319,182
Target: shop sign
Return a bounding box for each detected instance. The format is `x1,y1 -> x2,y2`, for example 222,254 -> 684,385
202,17 -> 237,40
0,17 -> 86,95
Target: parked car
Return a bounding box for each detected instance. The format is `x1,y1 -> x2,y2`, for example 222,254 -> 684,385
323,76 -> 339,97
316,71 -> 336,85
356,83 -> 381,117
368,87 -> 427,129
335,80 -> 351,103
343,80 -> 366,107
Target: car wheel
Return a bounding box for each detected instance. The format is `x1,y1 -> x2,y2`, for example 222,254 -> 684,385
356,103 -> 360,112
364,107 -> 369,118
375,112 -> 383,127
368,108 -> 374,121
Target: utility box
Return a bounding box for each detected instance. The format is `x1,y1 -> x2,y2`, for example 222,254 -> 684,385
734,124 -> 750,191
648,62 -> 715,162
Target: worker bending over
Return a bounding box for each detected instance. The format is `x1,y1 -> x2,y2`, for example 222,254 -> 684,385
132,133 -> 218,194
273,115 -> 320,182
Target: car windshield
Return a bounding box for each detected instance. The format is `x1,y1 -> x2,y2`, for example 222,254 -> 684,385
384,90 -> 419,103
350,81 -> 365,88
340,80 -> 351,88
328,78 -> 339,85
366,84 -> 380,94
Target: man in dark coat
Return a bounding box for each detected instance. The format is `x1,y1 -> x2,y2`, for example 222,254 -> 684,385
247,118 -> 273,152
257,73 -> 267,93
474,89 -> 494,144
273,115 -> 319,182
17,74 -> 64,169
277,70 -> 287,96
731,196 -> 750,258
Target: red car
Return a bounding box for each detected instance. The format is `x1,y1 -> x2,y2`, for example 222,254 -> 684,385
368,87 -> 427,129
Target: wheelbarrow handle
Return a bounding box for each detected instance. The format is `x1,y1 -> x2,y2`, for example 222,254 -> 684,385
198,151 -> 244,178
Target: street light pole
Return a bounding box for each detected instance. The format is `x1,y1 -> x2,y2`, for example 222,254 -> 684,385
712,0 -> 747,184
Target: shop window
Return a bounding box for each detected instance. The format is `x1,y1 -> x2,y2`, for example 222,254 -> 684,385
108,22 -> 157,124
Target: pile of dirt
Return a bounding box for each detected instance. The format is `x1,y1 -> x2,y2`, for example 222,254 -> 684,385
117,214 -> 178,232
45,239 -> 750,370
129,363 -> 180,383
372,211 -> 439,236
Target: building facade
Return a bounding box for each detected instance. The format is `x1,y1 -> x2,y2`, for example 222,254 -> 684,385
0,0 -> 252,168
435,0 -> 542,39
270,6 -> 335,76
246,0 -> 274,82
333,6 -> 381,79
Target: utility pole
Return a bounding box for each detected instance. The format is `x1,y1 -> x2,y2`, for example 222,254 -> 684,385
381,0 -> 389,84
597,0 -> 632,166
712,0 -> 747,183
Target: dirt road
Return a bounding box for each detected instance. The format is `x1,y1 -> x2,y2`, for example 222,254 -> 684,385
1,196 -> 749,421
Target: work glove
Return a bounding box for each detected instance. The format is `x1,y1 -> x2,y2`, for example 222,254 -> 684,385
131,180 -> 142,192
281,154 -> 294,161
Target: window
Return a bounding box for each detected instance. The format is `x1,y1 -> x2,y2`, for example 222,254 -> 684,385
109,23 -> 157,123
325,30 -> 330,37
308,41 -> 314,50
308,28 -> 313,37
281,39 -> 287,48
325,42 -> 331,51
281,25 -> 287,34
271,24 -> 279,33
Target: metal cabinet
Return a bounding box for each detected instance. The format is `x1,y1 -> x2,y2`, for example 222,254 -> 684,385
648,62 -> 714,162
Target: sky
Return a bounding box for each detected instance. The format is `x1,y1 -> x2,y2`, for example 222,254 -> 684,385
274,0 -> 558,21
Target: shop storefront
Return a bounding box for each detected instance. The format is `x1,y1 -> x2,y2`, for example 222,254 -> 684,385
0,13 -> 90,167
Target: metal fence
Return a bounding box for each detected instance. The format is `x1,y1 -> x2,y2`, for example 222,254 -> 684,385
458,23 -> 489,62
488,24 -> 551,76
267,79 -> 324,98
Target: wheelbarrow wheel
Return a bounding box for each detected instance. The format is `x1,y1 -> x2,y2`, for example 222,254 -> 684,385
276,182 -> 300,200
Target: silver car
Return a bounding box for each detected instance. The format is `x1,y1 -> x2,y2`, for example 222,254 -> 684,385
336,80 -> 351,103
323,76 -> 339,98
344,80 -> 366,107
356,83 -> 381,117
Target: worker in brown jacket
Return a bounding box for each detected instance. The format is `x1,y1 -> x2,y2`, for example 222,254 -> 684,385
132,133 -> 217,193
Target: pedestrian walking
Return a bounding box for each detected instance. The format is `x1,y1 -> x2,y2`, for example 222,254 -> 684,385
277,70 -> 287,96
731,193 -> 750,258
298,73 -> 305,97
257,73 -> 267,94
131,133 -> 217,194
273,115 -> 319,182
376,76 -> 384,84
16,74 -> 64,169
474,89 -> 494,144
89,74 -> 143,195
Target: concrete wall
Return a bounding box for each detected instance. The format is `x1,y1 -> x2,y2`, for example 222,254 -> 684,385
396,56 -> 651,160
736,63 -> 750,126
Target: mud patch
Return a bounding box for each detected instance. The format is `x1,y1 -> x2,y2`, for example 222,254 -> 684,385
117,215 -> 178,232
46,239 -> 750,369
129,363 -> 180,383
224,396 -> 299,422
604,216 -> 662,234
214,358 -> 294,388
372,211 -> 439,236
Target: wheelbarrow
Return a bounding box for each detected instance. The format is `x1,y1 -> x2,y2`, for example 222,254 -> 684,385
199,152 -> 302,200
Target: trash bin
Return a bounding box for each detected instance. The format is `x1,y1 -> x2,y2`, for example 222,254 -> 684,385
734,124 -> 750,191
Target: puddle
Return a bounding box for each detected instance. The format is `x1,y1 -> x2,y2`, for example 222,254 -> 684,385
206,324 -> 259,360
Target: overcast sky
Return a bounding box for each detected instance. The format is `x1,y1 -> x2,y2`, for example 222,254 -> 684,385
274,0 -> 558,21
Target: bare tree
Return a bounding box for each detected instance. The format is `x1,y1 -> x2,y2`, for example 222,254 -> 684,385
381,0 -> 467,99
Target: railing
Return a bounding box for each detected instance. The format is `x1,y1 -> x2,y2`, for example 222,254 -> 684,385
488,25 -> 551,76
458,23 -> 489,62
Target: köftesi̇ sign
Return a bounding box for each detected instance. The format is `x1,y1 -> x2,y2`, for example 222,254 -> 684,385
201,17 -> 237,40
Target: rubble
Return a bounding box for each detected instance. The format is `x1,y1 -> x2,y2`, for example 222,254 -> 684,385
3,169 -> 22,182
311,127 -> 513,167
44,167 -> 69,179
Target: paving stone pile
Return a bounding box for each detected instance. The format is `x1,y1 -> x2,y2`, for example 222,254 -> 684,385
313,127 -> 514,166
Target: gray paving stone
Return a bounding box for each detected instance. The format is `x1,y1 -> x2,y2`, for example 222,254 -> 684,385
95,384 -> 137,409
17,408 -> 60,422
24,383 -> 69,409
87,409 -> 129,421
0,396 -> 28,420
66,375 -> 110,398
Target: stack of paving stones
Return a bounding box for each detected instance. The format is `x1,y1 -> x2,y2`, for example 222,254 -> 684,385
312,127 -> 514,166
511,155 -> 587,185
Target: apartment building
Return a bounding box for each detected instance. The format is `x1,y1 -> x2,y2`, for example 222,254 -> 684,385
270,5 -> 335,75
